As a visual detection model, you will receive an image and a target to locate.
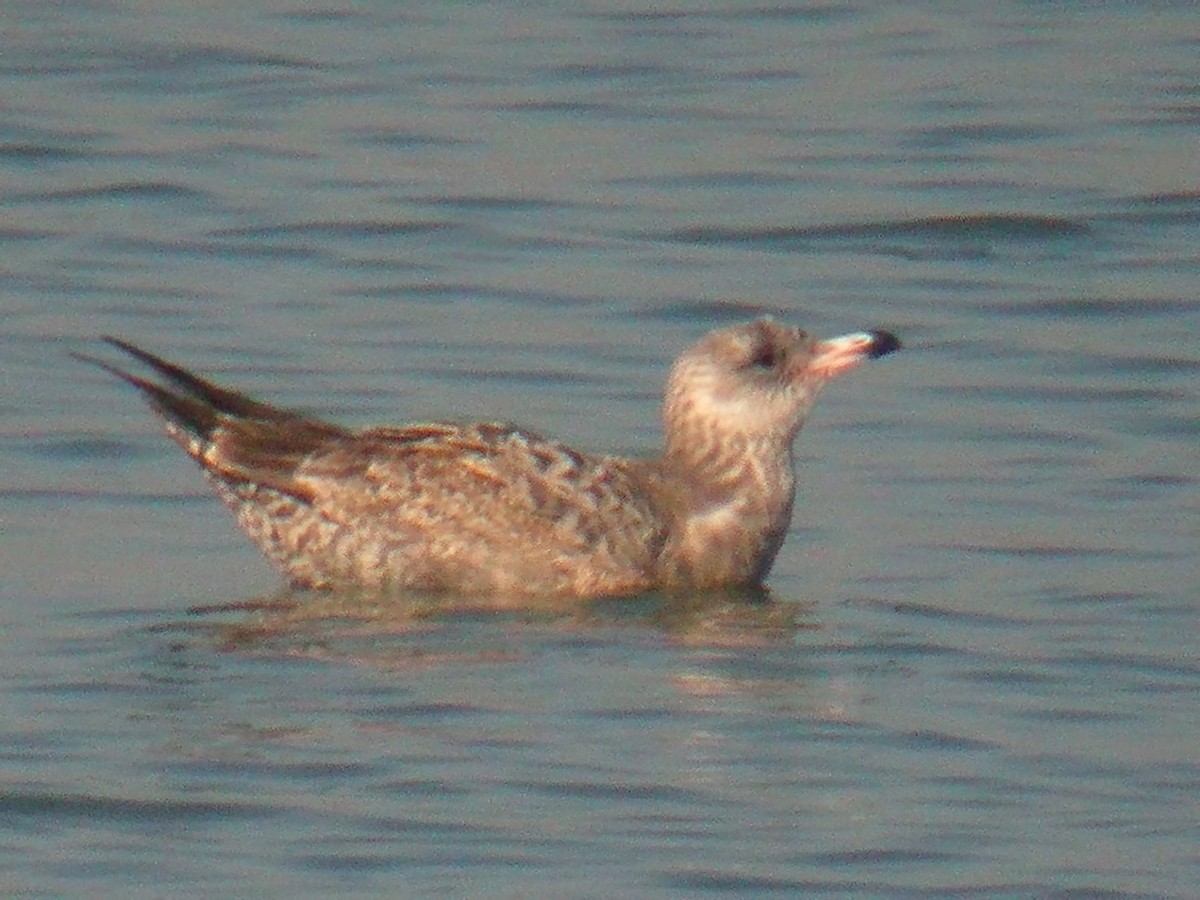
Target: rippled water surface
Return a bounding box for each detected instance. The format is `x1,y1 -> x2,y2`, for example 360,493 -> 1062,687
2,3 -> 1198,896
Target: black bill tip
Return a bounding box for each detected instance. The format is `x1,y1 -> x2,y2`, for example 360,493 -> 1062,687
867,331 -> 902,359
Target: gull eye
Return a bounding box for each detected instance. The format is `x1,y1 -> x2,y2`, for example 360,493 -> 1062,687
747,344 -> 779,370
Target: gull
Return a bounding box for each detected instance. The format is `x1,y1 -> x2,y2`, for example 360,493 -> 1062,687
79,319 -> 899,599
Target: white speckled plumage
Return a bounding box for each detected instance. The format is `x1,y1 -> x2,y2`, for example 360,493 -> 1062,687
81,319 -> 899,599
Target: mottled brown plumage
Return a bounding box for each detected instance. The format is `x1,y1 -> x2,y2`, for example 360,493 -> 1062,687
81,319 -> 899,599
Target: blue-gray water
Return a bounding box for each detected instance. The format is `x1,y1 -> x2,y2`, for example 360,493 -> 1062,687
2,3 -> 1198,896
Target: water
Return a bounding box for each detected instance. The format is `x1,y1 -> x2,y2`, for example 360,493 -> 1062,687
2,2 -> 1198,895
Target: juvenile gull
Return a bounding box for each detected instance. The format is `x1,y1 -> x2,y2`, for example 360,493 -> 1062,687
82,319 -> 899,599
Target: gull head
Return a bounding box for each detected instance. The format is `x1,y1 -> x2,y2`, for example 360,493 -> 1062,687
662,317 -> 901,456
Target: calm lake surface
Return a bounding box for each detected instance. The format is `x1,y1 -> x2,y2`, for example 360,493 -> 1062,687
2,2 -> 1198,896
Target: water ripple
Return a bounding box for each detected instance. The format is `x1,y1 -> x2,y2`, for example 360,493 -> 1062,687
0,790 -> 279,824
646,213 -> 1093,259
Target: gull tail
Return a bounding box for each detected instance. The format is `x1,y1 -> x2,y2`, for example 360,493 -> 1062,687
74,338 -> 344,488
